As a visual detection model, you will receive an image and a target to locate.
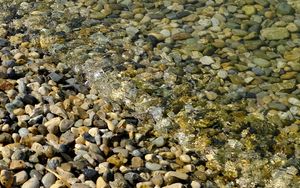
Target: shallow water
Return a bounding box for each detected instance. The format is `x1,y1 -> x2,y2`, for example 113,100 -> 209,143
1,0 -> 300,187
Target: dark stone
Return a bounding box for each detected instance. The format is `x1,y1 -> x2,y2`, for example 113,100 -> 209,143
21,94 -> 38,105
0,38 -> 9,47
83,168 -> 98,181
7,68 -> 18,79
148,13 -> 165,19
28,115 -> 44,125
83,132 -> 96,143
124,117 -> 139,125
252,67 -> 265,76
176,11 -> 191,19
124,172 -> 141,184
48,72 -> 63,82
244,92 -> 257,99
147,35 -> 160,47
58,144 -> 70,153
68,17 -> 85,29
47,157 -> 62,170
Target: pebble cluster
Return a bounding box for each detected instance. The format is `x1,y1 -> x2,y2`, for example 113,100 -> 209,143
0,0 -> 300,187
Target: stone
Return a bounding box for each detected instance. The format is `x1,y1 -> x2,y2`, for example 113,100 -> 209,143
21,177 -> 40,188
0,170 -> 14,188
10,160 -> 26,170
200,56 -> 214,65
131,157 -> 144,168
179,154 -> 191,163
164,171 -> 188,181
205,91 -> 218,101
42,173 -> 56,188
261,27 -> 289,40
151,175 -> 164,186
14,171 -> 28,185
59,119 -> 74,132
48,72 -> 63,82
253,58 -> 271,68
50,105 -> 67,119
83,168 -> 98,180
191,181 -> 201,188
45,117 -> 61,128
96,177 -> 109,188
152,136 -> 165,147
277,2 -> 294,15
284,48 -> 300,61
242,5 -> 256,15
18,128 -> 29,137
288,97 -> 300,107
136,182 -> 153,188
145,162 -> 162,171
163,183 -> 184,188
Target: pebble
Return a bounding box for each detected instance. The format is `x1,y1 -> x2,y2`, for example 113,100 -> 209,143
136,181 -> 153,188
0,170 -> 14,188
145,162 -> 162,171
253,58 -> 271,68
21,177 -> 40,188
14,170 -> 28,185
42,173 -> 56,188
163,183 -> 184,188
191,181 -> 201,188
261,27 -> 289,40
59,119 -> 74,132
179,154 -> 191,163
96,177 -> 108,188
152,136 -> 166,147
200,56 -> 214,65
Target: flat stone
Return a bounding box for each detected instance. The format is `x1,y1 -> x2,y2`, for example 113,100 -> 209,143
48,72 -> 63,82
253,58 -> 271,68
261,27 -> 289,40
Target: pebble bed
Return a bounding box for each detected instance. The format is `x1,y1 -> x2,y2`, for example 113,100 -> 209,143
0,0 -> 300,188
